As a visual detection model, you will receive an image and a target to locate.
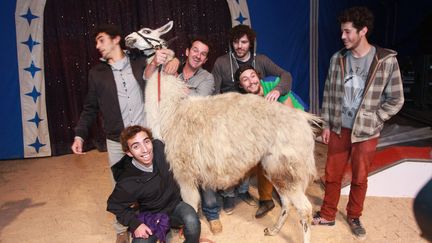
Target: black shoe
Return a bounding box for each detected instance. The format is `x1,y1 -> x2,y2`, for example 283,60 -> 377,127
238,192 -> 257,206
347,217 -> 366,239
255,200 -> 275,218
312,211 -> 335,226
223,196 -> 235,215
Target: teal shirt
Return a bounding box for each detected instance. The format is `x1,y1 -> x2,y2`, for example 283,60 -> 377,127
261,77 -> 305,110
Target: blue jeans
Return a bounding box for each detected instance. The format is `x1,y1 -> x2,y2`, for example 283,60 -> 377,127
132,201 -> 201,243
220,177 -> 250,197
201,188 -> 221,221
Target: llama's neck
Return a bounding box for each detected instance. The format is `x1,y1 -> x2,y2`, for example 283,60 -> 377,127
144,71 -> 187,139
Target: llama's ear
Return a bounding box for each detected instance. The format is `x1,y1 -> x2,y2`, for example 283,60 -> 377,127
157,21 -> 173,35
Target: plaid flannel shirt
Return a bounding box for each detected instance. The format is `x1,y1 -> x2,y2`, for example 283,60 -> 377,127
321,46 -> 404,143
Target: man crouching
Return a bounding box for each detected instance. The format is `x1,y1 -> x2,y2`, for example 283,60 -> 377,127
107,125 -> 201,243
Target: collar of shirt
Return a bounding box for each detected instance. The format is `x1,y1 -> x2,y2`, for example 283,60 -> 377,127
179,65 -> 201,82
110,55 -> 130,71
132,158 -> 153,172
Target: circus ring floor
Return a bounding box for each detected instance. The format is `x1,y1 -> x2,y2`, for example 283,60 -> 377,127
0,140 -> 430,243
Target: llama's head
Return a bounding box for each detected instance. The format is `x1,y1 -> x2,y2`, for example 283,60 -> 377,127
125,21 -> 173,56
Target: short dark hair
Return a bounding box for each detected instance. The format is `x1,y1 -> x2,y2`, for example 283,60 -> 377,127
188,36 -> 212,57
229,25 -> 256,50
234,64 -> 261,91
120,126 -> 153,152
338,6 -> 374,37
93,24 -> 125,49
94,24 -> 122,39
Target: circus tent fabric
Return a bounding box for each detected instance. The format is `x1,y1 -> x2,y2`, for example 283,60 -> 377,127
1,0 -> 51,159
2,0 -> 313,160
1,0 -> 430,159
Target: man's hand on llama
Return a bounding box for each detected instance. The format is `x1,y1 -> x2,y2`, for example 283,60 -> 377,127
145,49 -> 177,79
164,56 -> 179,75
265,90 -> 281,102
152,49 -> 175,66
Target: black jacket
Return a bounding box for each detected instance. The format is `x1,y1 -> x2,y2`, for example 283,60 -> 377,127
74,55 -> 147,142
106,140 -> 181,231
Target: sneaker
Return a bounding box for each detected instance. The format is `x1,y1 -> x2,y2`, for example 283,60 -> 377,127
255,200 -> 275,218
209,219 -> 223,234
238,192 -> 257,206
347,217 -> 366,239
311,211 -> 335,226
116,231 -> 130,243
223,196 -> 235,214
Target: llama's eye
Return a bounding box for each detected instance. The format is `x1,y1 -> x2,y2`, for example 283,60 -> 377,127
143,29 -> 151,34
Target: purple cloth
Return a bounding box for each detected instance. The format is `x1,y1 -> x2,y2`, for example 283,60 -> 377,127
132,212 -> 170,242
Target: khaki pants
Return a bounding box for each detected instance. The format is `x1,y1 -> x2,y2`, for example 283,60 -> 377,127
106,139 -> 128,234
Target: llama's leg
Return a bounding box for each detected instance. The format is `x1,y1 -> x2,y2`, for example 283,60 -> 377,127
263,178 -> 291,236
177,179 -> 201,212
265,182 -> 312,243
286,184 -> 312,243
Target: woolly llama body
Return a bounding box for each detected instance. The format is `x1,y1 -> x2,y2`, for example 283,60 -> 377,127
126,21 -> 319,243
146,70 -> 317,243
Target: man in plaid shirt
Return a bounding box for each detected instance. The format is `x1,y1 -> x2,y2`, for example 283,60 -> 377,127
312,6 -> 404,239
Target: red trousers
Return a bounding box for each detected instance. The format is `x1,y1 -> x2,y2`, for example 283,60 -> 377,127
320,128 -> 378,220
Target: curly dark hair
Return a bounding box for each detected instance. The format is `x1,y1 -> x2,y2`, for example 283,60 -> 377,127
229,24 -> 256,50
120,125 -> 153,152
338,6 -> 374,38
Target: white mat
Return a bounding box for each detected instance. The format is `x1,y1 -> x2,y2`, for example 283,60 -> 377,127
341,160 -> 432,198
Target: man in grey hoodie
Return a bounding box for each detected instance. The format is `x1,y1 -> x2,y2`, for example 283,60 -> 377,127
211,24 -> 293,217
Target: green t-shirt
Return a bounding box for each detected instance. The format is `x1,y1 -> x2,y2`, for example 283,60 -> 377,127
261,77 -> 305,110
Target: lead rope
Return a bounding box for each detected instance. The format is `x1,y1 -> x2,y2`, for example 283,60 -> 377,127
155,45 -> 163,104
158,65 -> 161,103
134,33 -> 178,104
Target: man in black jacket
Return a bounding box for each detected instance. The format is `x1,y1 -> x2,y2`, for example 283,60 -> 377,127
71,24 -> 178,242
107,125 -> 201,243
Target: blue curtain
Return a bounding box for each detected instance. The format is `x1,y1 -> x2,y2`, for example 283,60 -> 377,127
248,1 -> 310,105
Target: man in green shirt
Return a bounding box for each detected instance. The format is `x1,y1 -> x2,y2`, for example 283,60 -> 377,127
234,64 -> 304,218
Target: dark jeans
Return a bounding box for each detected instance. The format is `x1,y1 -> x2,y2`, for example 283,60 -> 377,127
220,178 -> 250,198
201,188 -> 221,221
132,201 -> 201,243
320,128 -> 378,221
132,235 -> 158,243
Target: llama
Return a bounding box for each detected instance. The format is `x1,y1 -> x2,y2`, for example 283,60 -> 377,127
126,21 -> 320,243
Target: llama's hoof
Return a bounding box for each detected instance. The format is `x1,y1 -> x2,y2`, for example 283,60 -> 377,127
264,226 -> 279,236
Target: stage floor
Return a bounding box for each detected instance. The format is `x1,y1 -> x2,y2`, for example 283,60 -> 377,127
0,142 -> 428,243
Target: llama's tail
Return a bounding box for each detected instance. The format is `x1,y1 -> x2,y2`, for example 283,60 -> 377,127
297,110 -> 323,136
